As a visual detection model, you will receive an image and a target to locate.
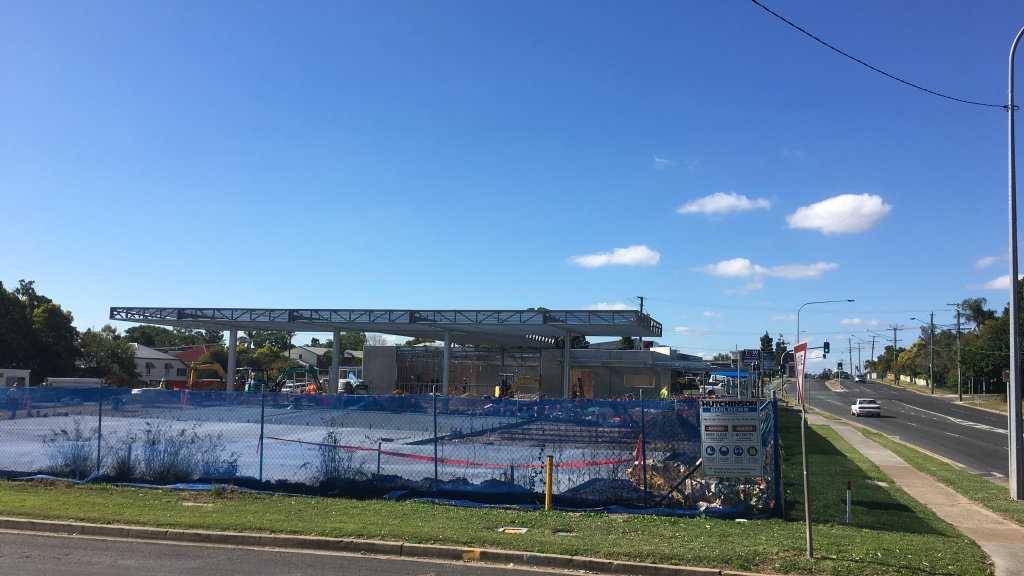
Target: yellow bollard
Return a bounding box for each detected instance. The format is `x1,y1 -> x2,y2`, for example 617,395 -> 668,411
544,454 -> 553,511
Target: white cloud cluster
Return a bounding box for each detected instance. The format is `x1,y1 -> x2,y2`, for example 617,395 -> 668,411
674,326 -> 710,337
786,194 -> 892,235
586,302 -> 631,311
698,258 -> 838,280
770,314 -> 797,322
570,245 -> 660,268
677,192 -> 771,216
702,311 -> 721,318
653,154 -> 675,169
840,318 -> 880,327
976,255 -> 1000,270
980,275 -> 1022,290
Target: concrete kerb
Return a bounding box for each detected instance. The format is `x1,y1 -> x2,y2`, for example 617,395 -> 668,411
0,515 -> 777,576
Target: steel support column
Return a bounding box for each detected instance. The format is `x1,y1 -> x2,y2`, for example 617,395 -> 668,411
330,329 -> 341,394
563,332 -> 571,398
442,331 -> 450,396
226,330 -> 238,391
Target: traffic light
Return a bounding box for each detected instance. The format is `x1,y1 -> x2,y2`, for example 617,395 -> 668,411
838,361 -> 844,372
823,340 -> 830,358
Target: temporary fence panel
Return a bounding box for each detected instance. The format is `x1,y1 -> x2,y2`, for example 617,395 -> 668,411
0,387 -> 779,517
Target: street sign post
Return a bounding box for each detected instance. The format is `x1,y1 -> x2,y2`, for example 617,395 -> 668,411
793,340 -> 813,558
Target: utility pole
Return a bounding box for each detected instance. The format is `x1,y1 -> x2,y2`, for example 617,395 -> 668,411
891,326 -> 898,384
848,335 -> 853,379
870,334 -> 876,374
948,303 -> 963,402
636,296 -> 646,351
929,311 -> 935,395
888,325 -> 906,386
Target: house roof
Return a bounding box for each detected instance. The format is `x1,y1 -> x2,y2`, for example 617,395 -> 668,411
170,344 -> 211,364
294,346 -> 330,356
131,343 -> 184,362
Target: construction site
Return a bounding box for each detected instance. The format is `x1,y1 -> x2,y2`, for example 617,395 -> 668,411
0,306 -> 781,518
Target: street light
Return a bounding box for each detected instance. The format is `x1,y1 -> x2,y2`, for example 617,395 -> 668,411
1007,24 -> 1024,502
794,298 -> 854,560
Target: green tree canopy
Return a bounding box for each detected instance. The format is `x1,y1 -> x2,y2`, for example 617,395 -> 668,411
79,325 -> 137,386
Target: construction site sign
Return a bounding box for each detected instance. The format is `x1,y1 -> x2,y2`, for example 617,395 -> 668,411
700,399 -> 762,478
794,341 -> 808,405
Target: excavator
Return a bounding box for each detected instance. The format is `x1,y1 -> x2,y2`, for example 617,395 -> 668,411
184,363 -> 227,391
276,366 -> 323,396
237,367 -> 271,393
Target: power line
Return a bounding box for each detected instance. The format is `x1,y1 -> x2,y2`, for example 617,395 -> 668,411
749,0 -> 1009,110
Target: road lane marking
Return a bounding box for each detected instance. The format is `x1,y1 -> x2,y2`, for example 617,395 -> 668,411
896,402 -> 1007,434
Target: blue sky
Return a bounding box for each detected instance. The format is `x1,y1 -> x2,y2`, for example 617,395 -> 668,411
2,0 -> 1023,367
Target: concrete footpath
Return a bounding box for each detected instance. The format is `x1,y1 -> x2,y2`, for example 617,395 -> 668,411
808,413 -> 1024,576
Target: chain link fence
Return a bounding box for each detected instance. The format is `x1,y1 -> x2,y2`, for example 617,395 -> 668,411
0,386 -> 780,517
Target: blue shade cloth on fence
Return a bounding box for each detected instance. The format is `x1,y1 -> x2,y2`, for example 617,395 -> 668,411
0,387 -> 780,517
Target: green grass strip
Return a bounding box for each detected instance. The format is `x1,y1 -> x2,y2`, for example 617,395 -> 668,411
0,408 -> 991,576
859,427 -> 1024,527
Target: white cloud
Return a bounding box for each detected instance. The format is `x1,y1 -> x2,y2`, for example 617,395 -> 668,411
674,326 -> 710,337
587,302 -> 631,311
702,311 -> 721,318
840,318 -> 880,327
684,159 -> 701,172
770,314 -> 797,322
653,154 -> 676,169
699,258 -> 766,278
570,245 -> 660,268
982,275 -> 1014,290
786,193 -> 892,235
767,262 -> 839,279
677,192 -> 771,216
976,255 -> 1000,270
698,258 -> 838,280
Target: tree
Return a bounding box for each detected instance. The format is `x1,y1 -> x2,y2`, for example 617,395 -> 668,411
961,298 -> 996,329
79,325 -> 137,386
241,330 -> 292,351
0,282 -> 33,369
759,332 -> 773,355
773,334 -> 788,367
711,352 -> 732,362
124,325 -> 223,348
0,280 -> 78,384
618,336 -> 636,350
29,302 -> 78,382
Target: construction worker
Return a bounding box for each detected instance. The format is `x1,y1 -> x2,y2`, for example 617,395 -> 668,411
659,385 -> 669,400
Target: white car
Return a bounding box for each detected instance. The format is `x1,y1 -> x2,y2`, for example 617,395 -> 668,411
851,398 -> 881,417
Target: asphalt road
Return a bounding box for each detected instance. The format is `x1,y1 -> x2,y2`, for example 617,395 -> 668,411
787,378 -> 1011,477
0,531 -> 573,576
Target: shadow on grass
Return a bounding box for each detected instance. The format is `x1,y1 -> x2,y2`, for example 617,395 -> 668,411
779,408 -> 944,536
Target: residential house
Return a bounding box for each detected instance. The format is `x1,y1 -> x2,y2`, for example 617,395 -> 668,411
131,343 -> 189,387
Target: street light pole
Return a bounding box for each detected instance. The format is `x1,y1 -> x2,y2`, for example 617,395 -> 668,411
1007,24 -> 1024,501
794,298 -> 854,560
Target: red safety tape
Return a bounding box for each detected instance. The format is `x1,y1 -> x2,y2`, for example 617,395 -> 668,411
264,436 -> 634,470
